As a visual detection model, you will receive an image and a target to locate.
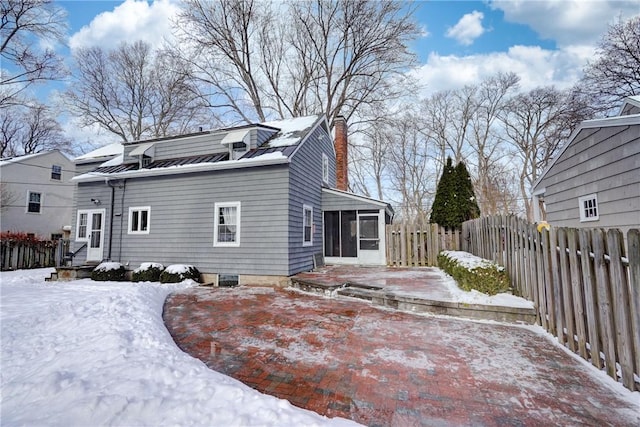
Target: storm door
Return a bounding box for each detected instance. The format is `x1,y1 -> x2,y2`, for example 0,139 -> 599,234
85,210 -> 105,262
357,213 -> 383,264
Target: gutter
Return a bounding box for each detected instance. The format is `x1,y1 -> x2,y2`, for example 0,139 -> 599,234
72,155 -> 290,183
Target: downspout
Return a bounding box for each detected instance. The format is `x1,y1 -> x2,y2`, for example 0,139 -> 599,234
118,179 -> 127,263
107,179 -> 115,260
106,178 -> 127,262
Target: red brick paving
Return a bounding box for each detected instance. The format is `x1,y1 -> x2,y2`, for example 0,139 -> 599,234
163,286 -> 639,426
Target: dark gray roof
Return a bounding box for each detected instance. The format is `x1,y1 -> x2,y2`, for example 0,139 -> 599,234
239,145 -> 297,159
145,153 -> 228,169
92,153 -> 229,174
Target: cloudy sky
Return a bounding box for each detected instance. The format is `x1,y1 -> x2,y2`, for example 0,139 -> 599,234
47,0 -> 640,147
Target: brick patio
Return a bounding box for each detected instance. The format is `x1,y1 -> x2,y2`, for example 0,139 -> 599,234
163,286 -> 639,426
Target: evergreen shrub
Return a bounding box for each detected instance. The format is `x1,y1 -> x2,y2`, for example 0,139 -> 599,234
159,265 -> 201,283
131,262 -> 164,282
437,251 -> 510,296
91,262 -> 126,281
430,158 -> 480,229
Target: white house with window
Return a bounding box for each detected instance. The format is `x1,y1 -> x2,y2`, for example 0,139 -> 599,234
0,150 -> 74,239
531,96 -> 640,239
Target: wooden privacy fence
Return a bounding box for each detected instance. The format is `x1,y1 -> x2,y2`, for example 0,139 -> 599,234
462,215 -> 639,392
0,239 -> 68,271
386,222 -> 461,267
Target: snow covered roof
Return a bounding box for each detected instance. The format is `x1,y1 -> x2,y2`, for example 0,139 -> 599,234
72,115 -> 328,183
0,150 -> 69,167
72,151 -> 289,182
263,115 -> 322,148
75,142 -> 123,162
322,187 -> 394,217
0,152 -> 45,167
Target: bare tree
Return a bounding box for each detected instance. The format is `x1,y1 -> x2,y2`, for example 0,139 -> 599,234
175,0 -> 419,125
573,15 -> 640,116
64,41 -> 211,142
467,72 -> 520,215
0,0 -> 67,108
176,0 -> 272,123
0,102 -> 68,157
475,161 -> 521,216
385,111 -> 437,221
421,88 -> 475,166
500,87 -> 587,220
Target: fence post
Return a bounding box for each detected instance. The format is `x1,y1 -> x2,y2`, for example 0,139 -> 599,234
550,227 -> 565,344
541,229 -> 557,335
606,229 -> 635,390
579,229 -> 603,369
567,229 -> 588,359
592,229 -> 617,380
557,228 -> 575,351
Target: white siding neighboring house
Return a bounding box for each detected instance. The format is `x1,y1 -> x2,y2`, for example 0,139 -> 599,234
0,150 -> 75,239
531,96 -> 640,238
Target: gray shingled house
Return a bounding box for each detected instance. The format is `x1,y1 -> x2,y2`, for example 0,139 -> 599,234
71,115 -> 393,284
531,96 -> 640,238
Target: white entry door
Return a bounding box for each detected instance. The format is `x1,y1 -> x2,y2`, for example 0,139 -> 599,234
86,210 -> 105,262
357,212 -> 384,265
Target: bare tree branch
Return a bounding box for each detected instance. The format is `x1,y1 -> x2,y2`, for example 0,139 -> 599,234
572,15 -> 640,117
64,41 -> 212,142
174,0 -> 419,125
0,102 -> 69,156
0,0 -> 67,108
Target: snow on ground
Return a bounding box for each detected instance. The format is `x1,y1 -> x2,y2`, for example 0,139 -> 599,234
0,268 -> 358,427
433,268 -> 535,308
440,250 -> 505,271
94,262 -> 124,271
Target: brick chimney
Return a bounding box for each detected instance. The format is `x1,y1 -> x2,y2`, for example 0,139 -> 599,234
333,115 -> 348,191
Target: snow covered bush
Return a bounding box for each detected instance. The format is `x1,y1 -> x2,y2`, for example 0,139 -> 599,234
91,262 -> 126,281
132,262 -> 164,282
437,251 -> 510,296
159,264 -> 201,283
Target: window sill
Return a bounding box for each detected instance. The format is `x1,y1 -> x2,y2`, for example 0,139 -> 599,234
579,217 -> 600,223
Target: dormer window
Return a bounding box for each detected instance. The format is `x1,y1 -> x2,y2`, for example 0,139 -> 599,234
231,142 -> 247,160
130,142 -> 155,168
221,129 -> 250,160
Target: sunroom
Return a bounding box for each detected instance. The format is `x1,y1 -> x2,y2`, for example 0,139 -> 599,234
321,188 -> 393,266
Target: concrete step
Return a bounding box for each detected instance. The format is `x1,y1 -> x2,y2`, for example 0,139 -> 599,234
45,272 -> 58,282
54,266 -> 95,281
294,278 -> 536,325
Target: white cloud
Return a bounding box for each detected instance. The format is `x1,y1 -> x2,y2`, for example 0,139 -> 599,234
61,116 -> 118,156
410,44 -> 594,96
446,11 -> 485,46
490,0 -> 640,47
69,0 -> 178,52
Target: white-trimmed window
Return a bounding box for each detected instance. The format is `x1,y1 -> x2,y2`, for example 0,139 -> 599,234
303,204 -> 313,246
27,191 -> 41,213
322,153 -> 329,184
231,142 -> 248,160
76,211 -> 89,241
214,202 -> 240,247
51,165 -> 62,180
579,194 -> 599,222
128,206 -> 151,234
